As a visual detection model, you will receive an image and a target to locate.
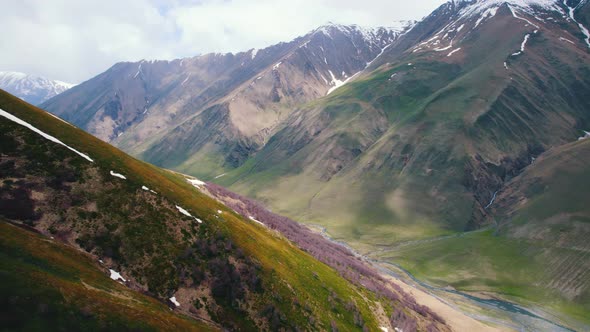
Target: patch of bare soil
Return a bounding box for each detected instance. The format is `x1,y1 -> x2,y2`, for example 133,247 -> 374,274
382,274 -> 513,332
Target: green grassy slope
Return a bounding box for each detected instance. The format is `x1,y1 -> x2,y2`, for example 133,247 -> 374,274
376,139 -> 590,328
0,89 -> 447,331
0,221 -> 216,331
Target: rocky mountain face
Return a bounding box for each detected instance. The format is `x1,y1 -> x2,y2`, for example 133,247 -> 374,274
219,0 -> 590,240
0,71 -> 74,105
42,23 -> 411,176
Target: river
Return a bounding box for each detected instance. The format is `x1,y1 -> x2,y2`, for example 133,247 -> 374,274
374,261 -> 576,332
311,225 -> 580,332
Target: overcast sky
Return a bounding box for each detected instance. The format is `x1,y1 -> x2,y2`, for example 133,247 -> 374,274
1,0 -> 446,83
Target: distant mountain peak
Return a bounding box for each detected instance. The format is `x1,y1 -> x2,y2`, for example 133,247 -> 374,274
450,0 -> 564,15
314,21 -> 414,37
0,71 -> 75,105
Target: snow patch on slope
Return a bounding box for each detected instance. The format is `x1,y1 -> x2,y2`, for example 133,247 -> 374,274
434,42 -> 454,51
507,4 -> 541,29
563,0 -> 590,48
578,130 -> 590,140
176,205 -> 192,217
0,109 -> 93,162
109,269 -> 126,282
326,70 -> 357,95
170,297 -> 180,307
559,36 -> 575,44
520,33 -> 531,51
133,61 -> 144,79
176,205 -> 203,223
474,7 -> 499,28
511,33 -> 531,56
181,74 -> 190,86
325,37 -> 399,96
365,44 -> 393,68
447,48 -> 462,56
110,171 -> 126,180
249,216 -> 265,226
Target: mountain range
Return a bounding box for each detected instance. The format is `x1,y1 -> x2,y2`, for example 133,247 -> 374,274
40,23 -> 411,172
0,71 -> 74,105
5,0 -> 590,330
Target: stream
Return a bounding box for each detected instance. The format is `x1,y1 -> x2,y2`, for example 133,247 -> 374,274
310,225 -> 579,332
374,261 -> 576,332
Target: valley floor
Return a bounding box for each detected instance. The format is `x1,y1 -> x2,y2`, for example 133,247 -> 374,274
311,226 -> 589,332
380,273 -> 510,332
372,230 -> 589,325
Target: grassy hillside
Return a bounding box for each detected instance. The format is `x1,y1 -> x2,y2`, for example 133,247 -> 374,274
0,220 -> 216,331
0,89 -> 448,331
375,139 -> 590,329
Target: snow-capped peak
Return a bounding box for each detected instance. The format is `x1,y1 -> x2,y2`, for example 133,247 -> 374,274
54,80 -> 76,89
452,0 -> 563,17
0,71 -> 75,105
314,21 -> 413,41
453,0 -> 559,6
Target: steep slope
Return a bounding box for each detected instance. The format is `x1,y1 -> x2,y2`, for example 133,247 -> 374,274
221,0 -> 590,247
495,137 -> 590,228
211,0 -> 590,327
0,71 -> 74,105
493,138 -> 590,308
492,138 -> 590,316
0,89 -> 447,331
42,24 -> 410,178
0,221 -> 216,331
379,139 -> 590,329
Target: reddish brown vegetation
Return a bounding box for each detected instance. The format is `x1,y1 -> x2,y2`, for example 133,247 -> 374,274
206,182 -> 445,330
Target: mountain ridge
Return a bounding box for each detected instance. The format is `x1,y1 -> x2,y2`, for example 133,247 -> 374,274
0,71 -> 74,105
41,22 -> 412,177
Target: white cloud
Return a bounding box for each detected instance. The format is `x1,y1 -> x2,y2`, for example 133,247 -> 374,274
0,0 -> 445,84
